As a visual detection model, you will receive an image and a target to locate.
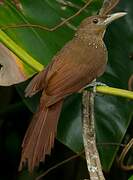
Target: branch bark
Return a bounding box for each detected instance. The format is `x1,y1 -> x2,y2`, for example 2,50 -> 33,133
82,90 -> 105,180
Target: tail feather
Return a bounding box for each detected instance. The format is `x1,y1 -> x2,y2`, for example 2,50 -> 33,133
19,100 -> 63,172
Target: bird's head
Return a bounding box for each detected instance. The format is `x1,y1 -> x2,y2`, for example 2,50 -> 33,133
76,12 -> 127,39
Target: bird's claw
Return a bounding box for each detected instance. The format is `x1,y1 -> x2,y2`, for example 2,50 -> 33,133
78,82 -> 107,93
87,82 -> 107,93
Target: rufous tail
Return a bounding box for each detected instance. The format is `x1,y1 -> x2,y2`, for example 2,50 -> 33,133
19,99 -> 63,172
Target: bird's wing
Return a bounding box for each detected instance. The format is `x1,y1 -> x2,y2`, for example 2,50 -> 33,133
25,60 -> 56,97
25,67 -> 49,97
25,38 -> 106,106
44,39 -> 106,107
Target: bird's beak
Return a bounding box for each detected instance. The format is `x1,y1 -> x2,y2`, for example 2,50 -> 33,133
103,12 -> 127,25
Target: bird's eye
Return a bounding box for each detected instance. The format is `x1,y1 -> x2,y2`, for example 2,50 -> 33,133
93,18 -> 99,24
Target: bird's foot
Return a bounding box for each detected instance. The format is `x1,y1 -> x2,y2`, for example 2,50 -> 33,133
86,82 -> 107,93
86,81 -> 106,89
87,81 -> 107,93
78,82 -> 107,93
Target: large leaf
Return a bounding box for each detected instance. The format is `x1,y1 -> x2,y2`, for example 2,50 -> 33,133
129,175 -> 133,180
0,0 -> 133,172
0,43 -> 27,85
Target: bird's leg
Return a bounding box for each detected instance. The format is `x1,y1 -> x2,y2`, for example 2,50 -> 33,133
0,0 -> 92,31
86,81 -> 107,93
85,81 -> 107,89
78,81 -> 107,93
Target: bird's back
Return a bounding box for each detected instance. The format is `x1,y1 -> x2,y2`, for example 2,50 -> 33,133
44,37 -> 107,106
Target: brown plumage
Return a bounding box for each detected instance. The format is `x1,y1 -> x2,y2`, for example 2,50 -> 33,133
19,3 -> 126,172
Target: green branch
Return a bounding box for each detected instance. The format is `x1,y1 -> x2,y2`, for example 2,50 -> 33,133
96,86 -> 133,100
0,29 -> 44,72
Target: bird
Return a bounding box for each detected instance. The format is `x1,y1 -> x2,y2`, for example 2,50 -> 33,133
18,5 -> 126,172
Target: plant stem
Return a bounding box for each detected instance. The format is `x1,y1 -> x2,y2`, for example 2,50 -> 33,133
96,86 -> 133,100
82,90 -> 105,180
0,29 -> 43,72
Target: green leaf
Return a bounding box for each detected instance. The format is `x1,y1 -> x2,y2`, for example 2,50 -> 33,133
129,175 -> 133,180
0,0 -> 133,172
